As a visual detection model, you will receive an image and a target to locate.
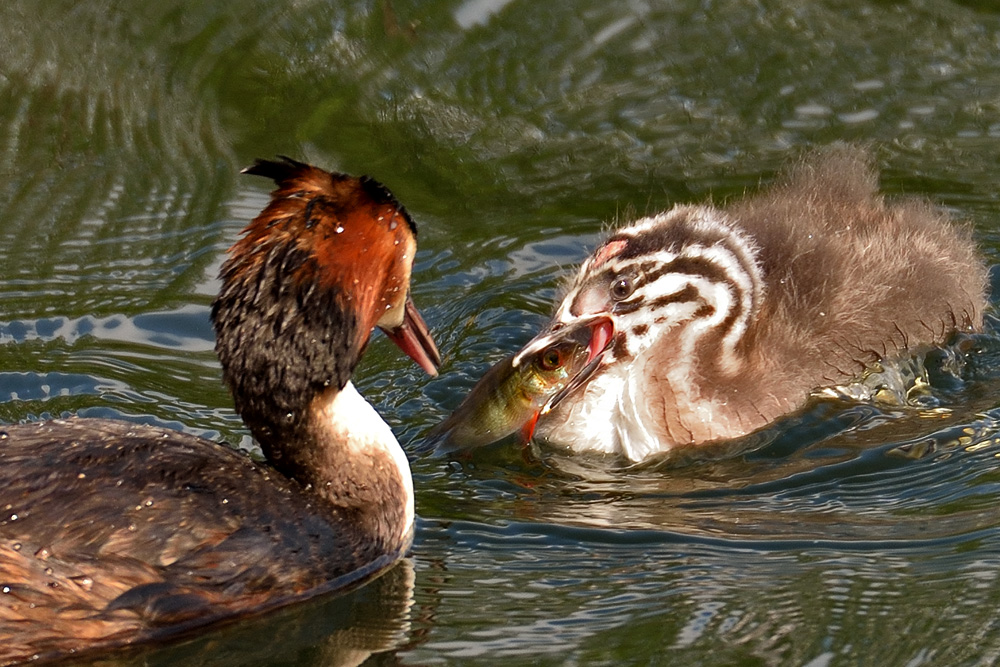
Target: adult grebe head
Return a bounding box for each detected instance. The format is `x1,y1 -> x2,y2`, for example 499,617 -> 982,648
212,158 -> 439,492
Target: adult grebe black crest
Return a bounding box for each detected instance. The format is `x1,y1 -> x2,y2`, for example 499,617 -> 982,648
0,157 -> 440,663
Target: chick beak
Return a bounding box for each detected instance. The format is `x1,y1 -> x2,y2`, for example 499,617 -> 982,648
540,316 -> 615,416
381,295 -> 441,376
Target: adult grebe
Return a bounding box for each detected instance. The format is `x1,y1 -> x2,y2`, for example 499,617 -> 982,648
0,157 -> 440,663
530,146 -> 987,461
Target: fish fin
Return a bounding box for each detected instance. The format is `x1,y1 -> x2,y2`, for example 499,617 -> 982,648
521,412 -> 540,442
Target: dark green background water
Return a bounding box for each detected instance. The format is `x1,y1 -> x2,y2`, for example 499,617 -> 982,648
4,1 -> 1000,664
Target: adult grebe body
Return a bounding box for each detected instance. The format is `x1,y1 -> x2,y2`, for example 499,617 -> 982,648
0,157 -> 439,663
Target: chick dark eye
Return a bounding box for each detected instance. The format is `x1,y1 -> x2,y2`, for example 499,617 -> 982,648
539,348 -> 562,371
610,275 -> 636,301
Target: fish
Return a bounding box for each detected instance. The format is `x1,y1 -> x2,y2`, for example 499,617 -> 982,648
429,316 -> 614,451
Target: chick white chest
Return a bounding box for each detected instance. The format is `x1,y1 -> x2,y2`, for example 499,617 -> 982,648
535,362 -> 655,460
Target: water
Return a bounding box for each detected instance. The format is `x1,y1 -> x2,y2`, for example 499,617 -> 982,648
3,0 -> 1000,664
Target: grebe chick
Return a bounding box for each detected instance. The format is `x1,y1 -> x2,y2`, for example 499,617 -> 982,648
535,146 -> 987,462
0,157 -> 440,664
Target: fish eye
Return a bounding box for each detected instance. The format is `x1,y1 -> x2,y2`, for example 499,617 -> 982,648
610,274 -> 636,301
539,348 -> 562,371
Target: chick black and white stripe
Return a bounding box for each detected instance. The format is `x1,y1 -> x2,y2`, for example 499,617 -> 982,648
538,146 -> 987,462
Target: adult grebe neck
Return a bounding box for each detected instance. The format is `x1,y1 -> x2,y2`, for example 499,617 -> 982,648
211,157 -> 436,548
317,382 -> 415,543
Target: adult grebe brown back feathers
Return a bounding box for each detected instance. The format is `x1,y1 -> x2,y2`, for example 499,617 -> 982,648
0,157 -> 439,664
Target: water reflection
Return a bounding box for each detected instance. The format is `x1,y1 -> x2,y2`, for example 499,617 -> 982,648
427,395 -> 1000,537
79,559 -> 417,667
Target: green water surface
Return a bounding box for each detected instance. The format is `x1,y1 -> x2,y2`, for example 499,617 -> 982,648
3,1 -> 1000,665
